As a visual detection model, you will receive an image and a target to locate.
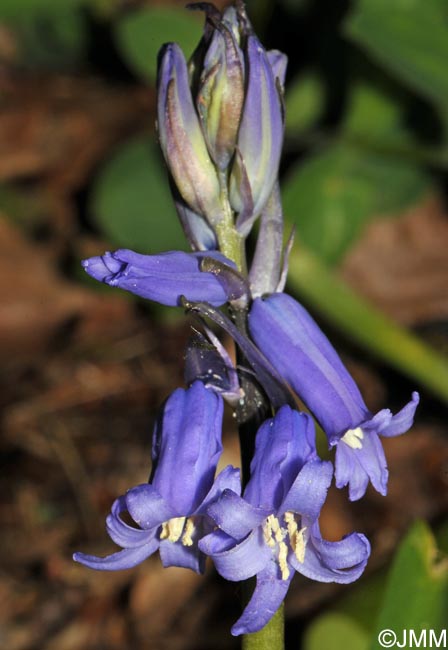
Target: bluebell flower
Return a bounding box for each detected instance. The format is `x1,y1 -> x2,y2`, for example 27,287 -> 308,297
73,381 -> 240,573
82,249 -> 236,307
248,293 -> 420,501
199,406 -> 370,635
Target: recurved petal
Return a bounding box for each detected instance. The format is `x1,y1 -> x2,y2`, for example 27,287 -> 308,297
206,489 -> 270,539
279,459 -> 333,520
231,560 -> 293,636
335,430 -> 388,501
291,524 -> 370,584
195,465 -> 242,515
73,538 -> 159,571
125,484 -> 177,529
199,526 -> 271,581
106,496 -> 160,548
82,249 -> 234,307
378,392 -> 420,438
159,538 -> 205,574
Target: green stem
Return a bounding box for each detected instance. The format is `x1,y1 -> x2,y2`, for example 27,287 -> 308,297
242,601 -> 285,650
212,172 -> 284,650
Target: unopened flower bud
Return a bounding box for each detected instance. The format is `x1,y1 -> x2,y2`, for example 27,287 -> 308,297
196,8 -> 245,169
229,34 -> 285,235
157,43 -> 223,225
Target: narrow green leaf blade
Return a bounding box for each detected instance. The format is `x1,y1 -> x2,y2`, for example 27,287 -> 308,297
287,246 -> 448,403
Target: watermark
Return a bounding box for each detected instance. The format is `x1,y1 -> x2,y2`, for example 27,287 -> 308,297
378,629 -> 447,648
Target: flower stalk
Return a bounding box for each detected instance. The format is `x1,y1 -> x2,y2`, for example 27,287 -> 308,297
75,3 -> 419,648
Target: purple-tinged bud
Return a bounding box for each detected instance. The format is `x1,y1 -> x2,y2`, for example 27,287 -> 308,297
157,43 -> 223,225
196,17 -> 245,169
230,35 -> 285,236
82,249 -> 236,307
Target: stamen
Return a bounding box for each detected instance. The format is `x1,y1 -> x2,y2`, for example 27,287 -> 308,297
159,516 -> 186,542
293,526 -> 307,564
263,515 -> 290,579
181,518 -> 195,546
284,512 -> 307,564
284,511 -> 298,539
263,515 -> 277,548
341,426 -> 364,450
278,540 -> 290,580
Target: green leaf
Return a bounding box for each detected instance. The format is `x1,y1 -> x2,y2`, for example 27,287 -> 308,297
343,83 -> 410,144
345,0 -> 448,113
90,136 -> 186,253
285,72 -> 324,134
0,0 -> 82,18
371,521 -> 448,648
114,7 -> 203,82
0,1 -> 86,69
282,148 -> 372,264
286,246 -> 448,404
304,613 -> 369,650
282,145 -> 429,264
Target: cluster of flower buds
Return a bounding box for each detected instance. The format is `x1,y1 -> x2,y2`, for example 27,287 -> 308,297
157,0 -> 286,251
75,2 -> 419,637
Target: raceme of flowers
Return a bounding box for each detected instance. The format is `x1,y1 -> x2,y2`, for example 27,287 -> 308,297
75,1 -> 419,637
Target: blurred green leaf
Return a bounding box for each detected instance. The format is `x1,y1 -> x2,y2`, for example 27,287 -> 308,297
345,0 -> 448,114
287,246 -> 448,404
0,0 -> 86,69
0,0 -> 82,18
90,136 -> 186,253
282,145 -> 429,264
283,148 -> 371,264
343,83 -> 410,144
285,72 -> 324,134
114,7 -> 202,82
371,521 -> 448,648
304,613 -> 369,650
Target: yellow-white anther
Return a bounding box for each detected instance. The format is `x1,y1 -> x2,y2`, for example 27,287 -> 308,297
341,426 -> 364,450
263,515 -> 278,548
181,518 -> 195,547
284,511 -> 298,539
293,526 -> 307,564
160,516 -> 186,542
278,541 -> 290,580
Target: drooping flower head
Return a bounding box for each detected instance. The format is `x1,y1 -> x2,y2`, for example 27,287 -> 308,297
248,293 -> 420,500
200,406 -> 370,634
74,381 -> 239,573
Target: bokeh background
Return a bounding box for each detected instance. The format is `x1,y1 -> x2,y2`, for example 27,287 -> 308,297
1,0 -> 447,648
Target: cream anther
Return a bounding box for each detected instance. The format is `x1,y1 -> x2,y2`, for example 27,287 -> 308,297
160,516 -> 187,542
341,426 -> 364,450
181,518 -> 195,546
